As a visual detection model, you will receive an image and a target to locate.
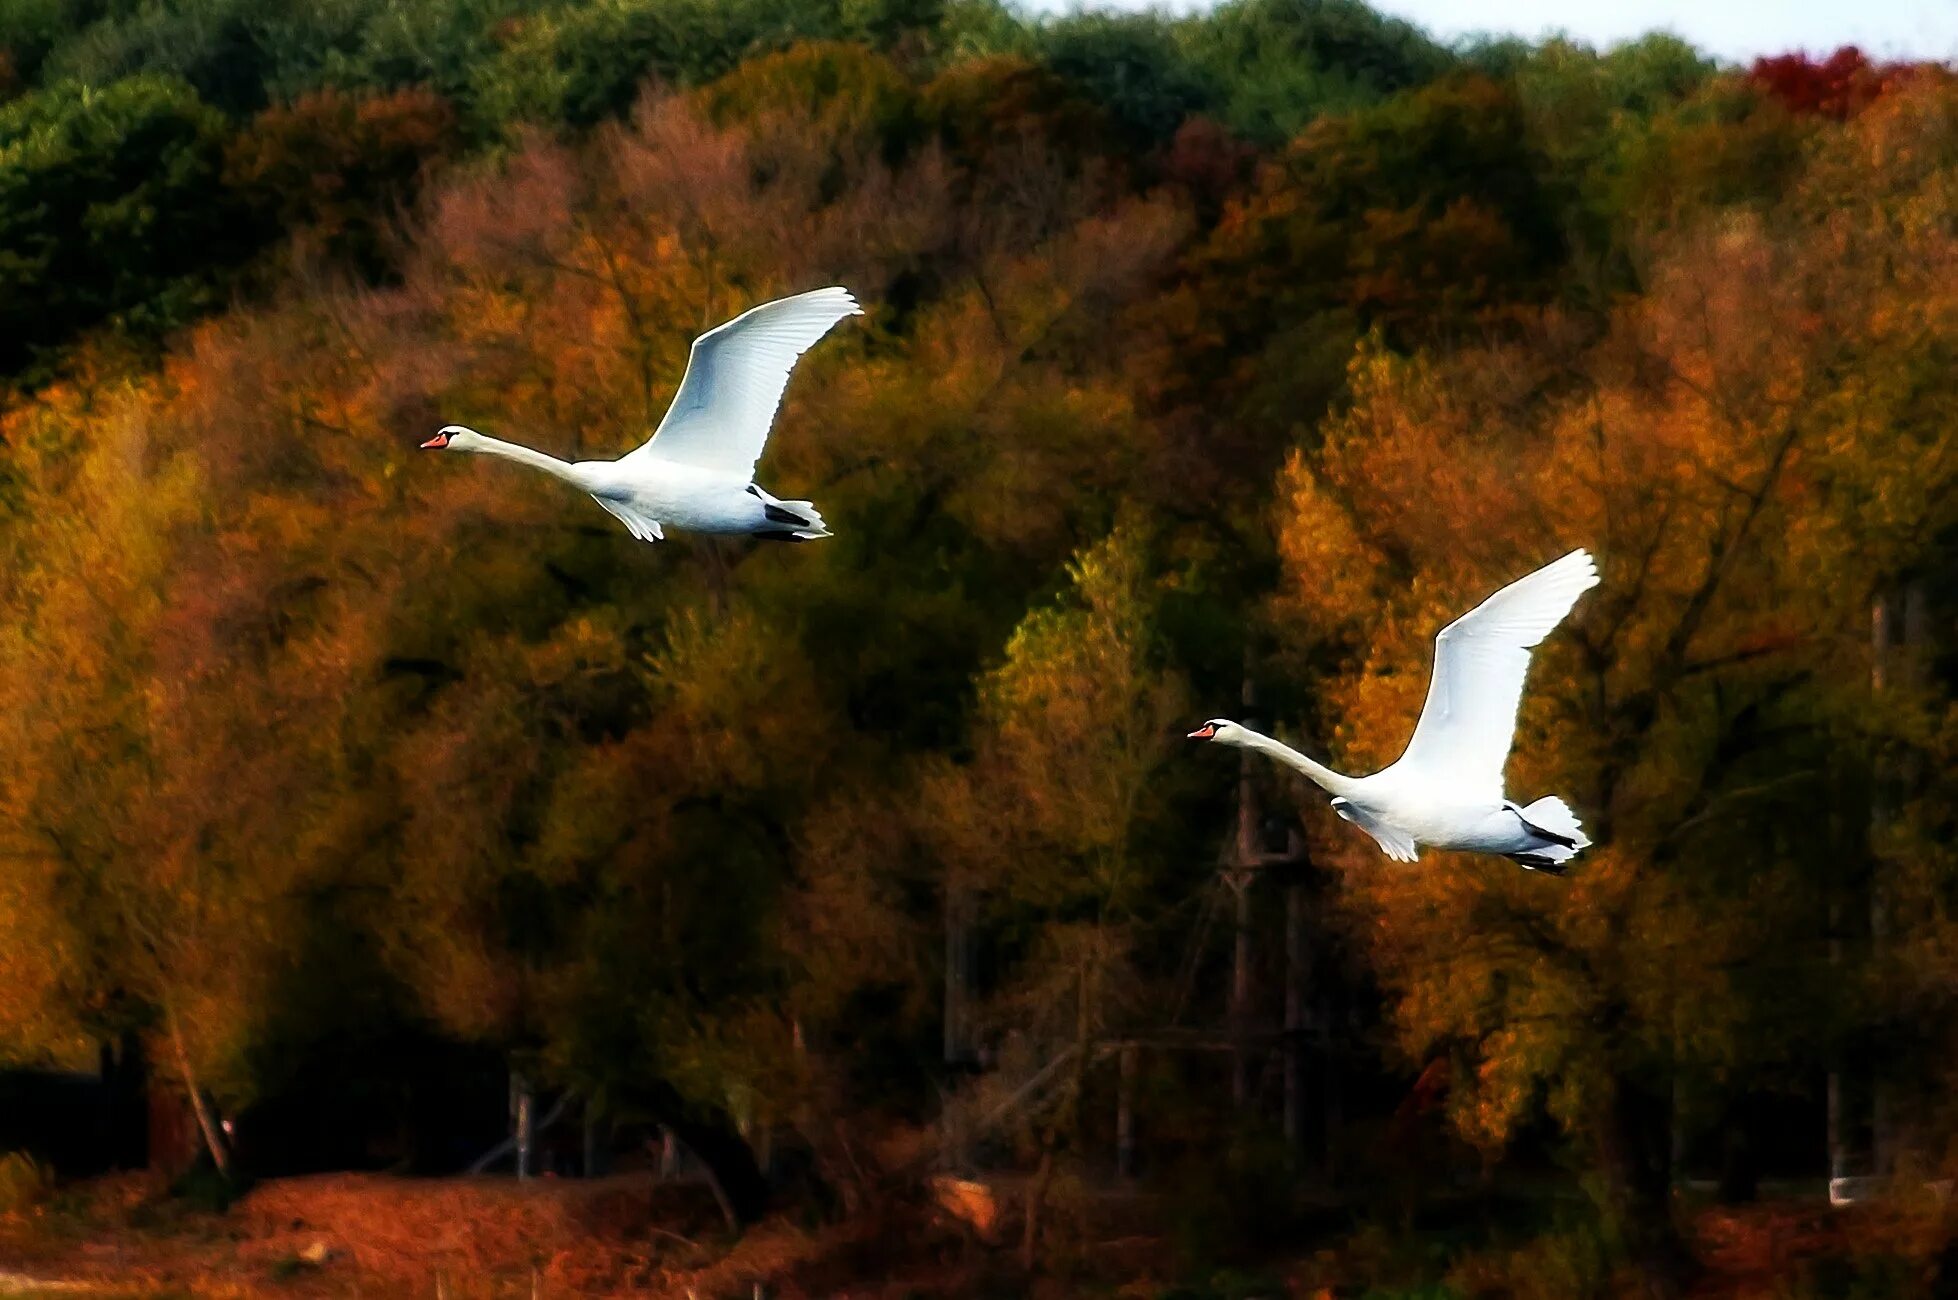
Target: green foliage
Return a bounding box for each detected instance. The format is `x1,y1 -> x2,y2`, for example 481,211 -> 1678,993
1492,34 -> 1721,260
1186,0 -> 1456,141
1779,1253 -> 1921,1300
1445,1215 -> 1618,1300
918,52 -> 1113,174
29,0 -> 552,117
0,73 -> 236,373
0,0 -> 83,88
468,0 -> 856,130
1150,71 -> 1563,509
1613,74 -> 1811,223
298,0 -> 552,111
1032,12 -> 1220,149
696,40 -> 917,159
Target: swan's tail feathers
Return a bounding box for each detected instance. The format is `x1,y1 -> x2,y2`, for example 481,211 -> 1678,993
1506,796 -> 1590,874
763,499 -> 828,537
1507,847 -> 1576,875
749,486 -> 831,539
1520,796 -> 1591,850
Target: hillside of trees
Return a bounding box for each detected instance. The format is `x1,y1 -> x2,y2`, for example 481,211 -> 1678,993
2,1 -> 1956,1295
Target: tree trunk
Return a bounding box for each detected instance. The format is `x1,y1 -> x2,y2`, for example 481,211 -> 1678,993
1230,874 -> 1254,1109
1230,672 -> 1258,1112
1116,1043 -> 1137,1178
945,884 -> 975,1067
1870,591 -> 1894,1179
943,881 -> 976,1173
1020,1142 -> 1056,1272
629,1081 -> 770,1227
1595,1078 -> 1692,1299
583,1103 -> 605,1178
1827,890 -> 1847,1185
1284,879 -> 1307,1164
1320,990 -> 1342,1181
513,1073 -> 535,1181
165,1006 -> 230,1179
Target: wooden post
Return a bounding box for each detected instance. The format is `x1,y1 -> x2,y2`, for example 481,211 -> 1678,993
1116,1043 -> 1137,1178
942,884 -> 974,1171
1872,580 -> 1925,1176
945,884 -> 974,1066
583,1102 -> 604,1178
1230,675 -> 1258,1112
1283,873 -> 1307,1161
1320,990 -> 1341,1180
1230,875 -> 1254,1110
513,1074 -> 534,1181
1827,891 -> 1846,1184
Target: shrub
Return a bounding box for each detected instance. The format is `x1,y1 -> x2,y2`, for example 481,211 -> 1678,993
0,1151 -> 52,1213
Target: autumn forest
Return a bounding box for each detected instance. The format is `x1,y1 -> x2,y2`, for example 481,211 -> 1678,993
0,1 -> 1956,1296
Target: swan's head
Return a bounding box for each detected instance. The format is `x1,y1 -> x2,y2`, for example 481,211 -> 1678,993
1187,718 -> 1247,745
420,424 -> 482,452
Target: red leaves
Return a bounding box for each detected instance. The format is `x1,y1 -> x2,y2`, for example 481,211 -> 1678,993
224,86 -> 460,274
1749,46 -> 1916,120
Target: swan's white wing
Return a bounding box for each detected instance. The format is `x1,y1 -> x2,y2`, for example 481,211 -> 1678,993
591,494 -> 664,542
623,287 -> 861,479
1333,799 -> 1420,863
1393,549 -> 1599,803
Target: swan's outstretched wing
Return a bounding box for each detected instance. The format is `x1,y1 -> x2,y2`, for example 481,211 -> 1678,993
1392,549 -> 1599,803
623,287 -> 861,479
1332,798 -> 1420,863
590,494 -> 664,542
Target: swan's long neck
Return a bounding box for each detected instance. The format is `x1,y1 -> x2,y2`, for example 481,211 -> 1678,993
1233,728 -> 1361,800
464,435 -> 582,485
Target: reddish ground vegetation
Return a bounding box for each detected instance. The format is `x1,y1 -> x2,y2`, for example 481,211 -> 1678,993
0,1172 -> 970,1297
1688,1198 -> 1953,1297
2,1173 -> 1954,1297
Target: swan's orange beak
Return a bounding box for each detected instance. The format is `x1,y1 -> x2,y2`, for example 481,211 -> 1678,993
1187,723 -> 1217,740
420,431 -> 450,449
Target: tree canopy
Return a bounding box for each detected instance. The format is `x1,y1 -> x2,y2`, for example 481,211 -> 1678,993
1,3 -> 1955,1293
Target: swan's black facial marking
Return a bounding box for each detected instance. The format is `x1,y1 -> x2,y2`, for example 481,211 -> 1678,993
746,484 -> 762,497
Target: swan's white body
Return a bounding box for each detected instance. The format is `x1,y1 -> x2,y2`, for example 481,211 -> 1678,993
1192,549 -> 1600,873
422,287 -> 862,542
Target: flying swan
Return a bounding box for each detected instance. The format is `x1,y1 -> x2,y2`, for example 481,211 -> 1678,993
420,287 -> 862,542
1190,549 -> 1600,873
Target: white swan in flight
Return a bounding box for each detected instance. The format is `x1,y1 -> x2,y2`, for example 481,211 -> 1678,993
1190,549 -> 1600,873
421,287 -> 862,542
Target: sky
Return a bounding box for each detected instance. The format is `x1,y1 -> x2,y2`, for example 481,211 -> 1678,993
1365,0 -> 1958,65
1024,0 -> 1958,66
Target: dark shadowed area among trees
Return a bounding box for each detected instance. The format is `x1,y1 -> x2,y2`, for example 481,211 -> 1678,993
1,2 -> 1956,1296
